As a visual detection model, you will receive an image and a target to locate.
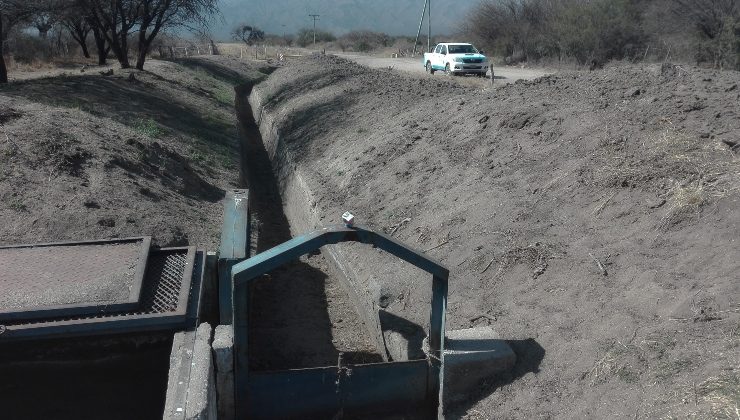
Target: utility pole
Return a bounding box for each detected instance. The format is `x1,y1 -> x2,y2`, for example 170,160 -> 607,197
412,0 -> 428,57
309,14 -> 320,47
412,0 -> 432,56
427,0 -> 431,54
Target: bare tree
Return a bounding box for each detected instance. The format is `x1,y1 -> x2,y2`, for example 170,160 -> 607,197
31,0 -> 67,39
88,15 -> 111,65
62,14 -> 91,57
135,0 -> 218,70
672,0 -> 738,40
78,0 -> 140,68
232,24 -> 265,46
672,0 -> 740,69
0,0 -> 40,82
671,0 -> 739,68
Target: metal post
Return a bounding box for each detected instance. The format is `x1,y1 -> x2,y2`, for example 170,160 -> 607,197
412,0 -> 428,57
218,189 -> 250,325
428,274 -> 447,412
233,281 -> 249,419
427,0 -> 431,53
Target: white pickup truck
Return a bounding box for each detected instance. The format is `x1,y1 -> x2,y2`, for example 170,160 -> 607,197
423,42 -> 489,77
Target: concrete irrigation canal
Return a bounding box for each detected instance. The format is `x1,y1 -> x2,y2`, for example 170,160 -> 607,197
0,68 -> 515,420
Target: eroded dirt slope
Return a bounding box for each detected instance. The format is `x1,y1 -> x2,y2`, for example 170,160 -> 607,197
252,55 -> 740,419
0,56 -> 269,248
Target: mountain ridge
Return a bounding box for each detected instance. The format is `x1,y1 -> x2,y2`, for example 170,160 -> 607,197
215,0 -> 477,39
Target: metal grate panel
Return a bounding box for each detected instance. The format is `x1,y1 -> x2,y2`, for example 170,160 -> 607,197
139,251 -> 188,314
0,237 -> 151,321
0,247 -> 201,341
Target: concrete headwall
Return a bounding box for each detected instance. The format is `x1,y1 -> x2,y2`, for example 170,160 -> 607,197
163,323 -> 217,420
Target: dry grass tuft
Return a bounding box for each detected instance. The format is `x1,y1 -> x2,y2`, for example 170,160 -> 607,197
5,56 -> 57,72
659,181 -> 707,229
586,342 -> 642,385
493,242 -> 554,279
697,373 -> 740,419
591,120 -> 740,229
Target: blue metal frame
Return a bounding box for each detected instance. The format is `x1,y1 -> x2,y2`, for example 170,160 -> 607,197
247,360 -> 431,419
230,225 -> 449,418
218,189 -> 250,325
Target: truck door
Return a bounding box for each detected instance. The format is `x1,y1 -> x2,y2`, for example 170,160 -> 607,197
432,45 -> 443,68
439,45 -> 448,69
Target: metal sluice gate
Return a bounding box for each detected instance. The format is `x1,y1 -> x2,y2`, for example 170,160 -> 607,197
219,189 -> 450,418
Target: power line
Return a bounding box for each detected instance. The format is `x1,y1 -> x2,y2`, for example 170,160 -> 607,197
309,14 -> 320,46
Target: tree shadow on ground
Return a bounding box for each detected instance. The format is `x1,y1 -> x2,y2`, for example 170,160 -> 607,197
108,141 -> 224,203
259,66 -> 361,113
445,338 -> 546,418
175,57 -> 275,86
0,73 -> 235,153
0,69 -> 244,202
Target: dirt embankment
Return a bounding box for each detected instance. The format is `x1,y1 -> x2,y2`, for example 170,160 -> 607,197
0,56 -> 269,248
247,55 -> 740,419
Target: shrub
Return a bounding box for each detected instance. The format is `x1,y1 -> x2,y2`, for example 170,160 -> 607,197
465,0 -> 557,64
553,0 -> 646,65
295,28 -> 336,47
662,0 -> 738,69
466,0 -> 739,68
338,31 -> 391,53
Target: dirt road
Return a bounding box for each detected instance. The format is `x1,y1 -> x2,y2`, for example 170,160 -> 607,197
335,53 -> 552,83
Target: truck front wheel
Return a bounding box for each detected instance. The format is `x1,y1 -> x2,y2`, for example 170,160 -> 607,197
445,63 -> 452,75
426,61 -> 435,74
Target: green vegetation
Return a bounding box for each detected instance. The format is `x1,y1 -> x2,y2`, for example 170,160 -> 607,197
213,85 -> 234,106
295,28 -> 336,47
134,118 -> 163,138
7,199 -> 27,212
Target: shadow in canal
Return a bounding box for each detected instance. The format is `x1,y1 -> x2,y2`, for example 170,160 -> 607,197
236,82 -> 380,370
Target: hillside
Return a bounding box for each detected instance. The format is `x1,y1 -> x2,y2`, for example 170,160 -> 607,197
216,0 -> 477,37
246,55 -> 740,419
0,57 -> 269,248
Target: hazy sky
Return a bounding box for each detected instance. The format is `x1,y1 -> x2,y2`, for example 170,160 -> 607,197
215,0 -> 478,39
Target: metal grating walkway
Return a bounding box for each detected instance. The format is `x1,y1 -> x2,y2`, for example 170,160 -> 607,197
0,237 -> 151,321
0,247 -> 202,341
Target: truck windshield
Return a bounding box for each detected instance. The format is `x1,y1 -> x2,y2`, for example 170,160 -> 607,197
448,44 -> 478,54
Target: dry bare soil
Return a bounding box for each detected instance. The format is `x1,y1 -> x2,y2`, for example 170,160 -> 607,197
251,55 -> 740,419
1,50 -> 738,419
0,54 -> 385,419
0,56 -> 268,248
